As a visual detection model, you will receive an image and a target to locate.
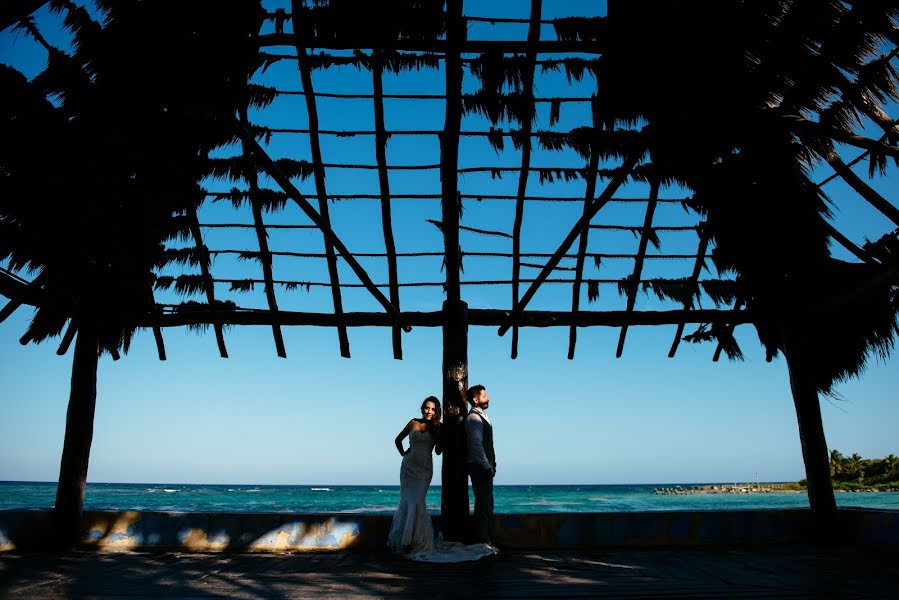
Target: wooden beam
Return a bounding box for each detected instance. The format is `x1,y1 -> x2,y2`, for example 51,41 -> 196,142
510,0 -> 542,360
239,106 -> 287,359
498,150 -> 644,336
237,129 -> 409,331
826,153 -> 899,227
187,206 -> 228,358
568,150 -> 600,360
291,9 -> 351,358
258,33 -> 602,55
668,227 -> 711,358
372,53 -> 403,360
151,308 -> 752,329
152,325 -> 166,361
616,177 -> 660,358
0,272 -> 45,325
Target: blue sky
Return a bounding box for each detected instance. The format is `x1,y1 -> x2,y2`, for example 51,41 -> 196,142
1,1 -> 897,486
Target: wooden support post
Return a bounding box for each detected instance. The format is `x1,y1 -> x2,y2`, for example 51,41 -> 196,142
372,53 -> 403,360
510,0 -> 542,360
440,0 -> 468,542
782,325 -> 837,523
441,299 -> 469,542
53,322 -> 99,545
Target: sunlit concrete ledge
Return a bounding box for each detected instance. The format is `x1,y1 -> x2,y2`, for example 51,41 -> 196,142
0,508 -> 895,552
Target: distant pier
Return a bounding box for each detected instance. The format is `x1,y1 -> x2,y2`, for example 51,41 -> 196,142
652,483 -> 801,496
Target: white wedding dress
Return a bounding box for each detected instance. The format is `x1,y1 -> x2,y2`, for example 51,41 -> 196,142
387,428 -> 494,562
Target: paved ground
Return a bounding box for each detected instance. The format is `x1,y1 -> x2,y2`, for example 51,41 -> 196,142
1,545 -> 897,599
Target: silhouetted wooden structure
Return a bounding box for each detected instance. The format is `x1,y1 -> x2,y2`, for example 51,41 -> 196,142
1,0 -> 898,543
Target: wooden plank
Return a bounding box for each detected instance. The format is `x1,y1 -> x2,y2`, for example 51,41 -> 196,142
498,150 -> 644,336
258,33 -> 603,54
372,53 -> 403,360
568,151 -> 600,360
668,228 -> 711,358
616,178 -> 660,357
152,308 -> 753,329
292,19 -> 351,358
187,206 -> 228,358
239,106 -> 287,358
826,153 -> 899,227
236,129 -> 408,331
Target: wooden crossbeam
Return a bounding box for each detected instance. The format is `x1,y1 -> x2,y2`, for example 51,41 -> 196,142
668,227 -> 711,358
236,129 -> 409,331
292,22 -> 351,358
510,0 -> 542,359
616,177 -> 660,358
784,114 -> 899,161
258,34 -> 602,55
186,206 -> 228,358
239,106 -> 287,359
151,308 -> 753,329
372,52 -> 403,360
498,150 -> 645,337
0,272 -> 44,325
567,150 -> 600,360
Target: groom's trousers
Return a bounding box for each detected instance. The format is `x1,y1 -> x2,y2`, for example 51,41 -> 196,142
469,467 -> 494,544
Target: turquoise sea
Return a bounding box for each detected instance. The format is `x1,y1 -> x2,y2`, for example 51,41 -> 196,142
2,481 -> 897,513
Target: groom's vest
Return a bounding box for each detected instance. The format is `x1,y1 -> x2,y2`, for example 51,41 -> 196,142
467,411 -> 496,469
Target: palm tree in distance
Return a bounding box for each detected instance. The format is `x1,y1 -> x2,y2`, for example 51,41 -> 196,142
1,0 -> 270,543
594,0 -> 899,516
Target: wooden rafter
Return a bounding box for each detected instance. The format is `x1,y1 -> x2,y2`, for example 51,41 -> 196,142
616,176 -> 661,358
291,16 -> 351,358
236,128 -> 408,329
258,33 -> 602,55
56,319 -> 77,355
151,308 -> 753,329
567,149 -> 600,360
498,150 -> 645,336
372,51 -> 403,360
239,106 -> 287,359
668,227 -> 711,358
510,0 -> 542,360
187,205 -> 228,358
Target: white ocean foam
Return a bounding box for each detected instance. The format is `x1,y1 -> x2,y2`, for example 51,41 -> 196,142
519,500 -> 580,506
311,487 -> 331,491
163,489 -> 178,493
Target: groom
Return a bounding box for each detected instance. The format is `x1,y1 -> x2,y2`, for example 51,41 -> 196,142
465,384 -> 495,545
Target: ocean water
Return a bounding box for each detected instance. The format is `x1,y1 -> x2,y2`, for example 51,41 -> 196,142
2,481 -> 897,513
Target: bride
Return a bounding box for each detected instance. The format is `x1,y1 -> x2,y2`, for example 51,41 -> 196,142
388,396 -> 442,555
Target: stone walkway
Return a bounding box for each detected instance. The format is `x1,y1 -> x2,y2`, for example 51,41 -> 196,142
1,545 -> 896,598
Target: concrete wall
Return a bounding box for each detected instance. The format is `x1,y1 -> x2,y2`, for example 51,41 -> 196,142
0,508 -> 895,552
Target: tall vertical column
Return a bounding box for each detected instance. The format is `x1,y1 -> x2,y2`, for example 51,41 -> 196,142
441,299 -> 469,541
53,322 -> 100,545
439,0 -> 468,542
